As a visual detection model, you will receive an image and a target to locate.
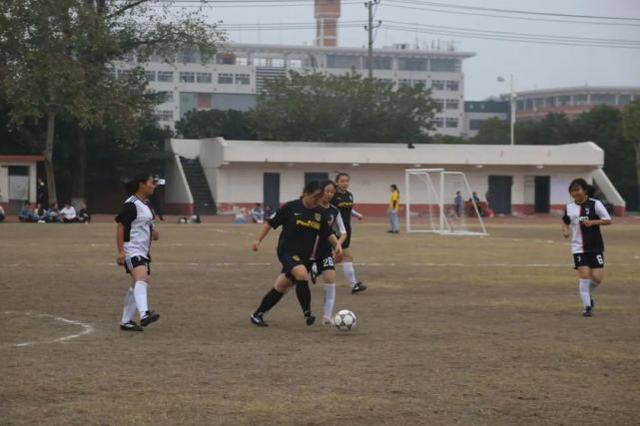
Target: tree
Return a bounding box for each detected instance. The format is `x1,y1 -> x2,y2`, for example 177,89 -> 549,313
0,0 -> 222,205
175,109 -> 255,140
622,98 -> 640,208
471,118 -> 509,144
250,72 -> 436,143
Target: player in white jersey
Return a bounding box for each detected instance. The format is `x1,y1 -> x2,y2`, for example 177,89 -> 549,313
115,174 -> 160,331
310,180 -> 347,324
561,178 -> 612,317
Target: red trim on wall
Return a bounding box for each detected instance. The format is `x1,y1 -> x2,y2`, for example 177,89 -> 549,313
165,203 -> 194,216
0,155 -> 44,162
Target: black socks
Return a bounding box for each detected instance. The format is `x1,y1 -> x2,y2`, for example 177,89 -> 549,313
255,288 -> 284,316
295,280 -> 311,314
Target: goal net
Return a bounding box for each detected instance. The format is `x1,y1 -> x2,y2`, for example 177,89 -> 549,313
404,168 -> 488,236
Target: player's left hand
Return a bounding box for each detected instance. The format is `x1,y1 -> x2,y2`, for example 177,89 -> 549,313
583,220 -> 595,227
252,239 -> 261,251
152,229 -> 159,240
334,244 -> 343,258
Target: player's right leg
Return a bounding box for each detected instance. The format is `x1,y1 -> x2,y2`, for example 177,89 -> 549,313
341,249 -> 366,294
129,261 -> 160,327
576,265 -> 593,317
291,265 -> 315,326
251,274 -> 292,327
120,275 -> 143,331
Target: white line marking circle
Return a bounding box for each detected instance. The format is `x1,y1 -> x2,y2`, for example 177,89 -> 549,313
2,311 -> 94,348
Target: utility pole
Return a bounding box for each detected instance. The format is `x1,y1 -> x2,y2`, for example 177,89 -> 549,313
364,0 -> 381,80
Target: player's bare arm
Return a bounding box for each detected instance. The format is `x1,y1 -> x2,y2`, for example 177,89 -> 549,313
252,223 -> 271,251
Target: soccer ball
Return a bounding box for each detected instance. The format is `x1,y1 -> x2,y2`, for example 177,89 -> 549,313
334,309 -> 357,331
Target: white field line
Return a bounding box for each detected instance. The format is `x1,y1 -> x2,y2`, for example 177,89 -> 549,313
2,312 -> 94,348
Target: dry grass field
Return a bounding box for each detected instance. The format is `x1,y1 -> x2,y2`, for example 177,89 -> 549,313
1,218 -> 639,425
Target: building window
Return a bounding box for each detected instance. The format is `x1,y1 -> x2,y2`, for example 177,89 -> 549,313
446,80 -> 459,91
546,96 -> 557,107
433,99 -> 444,111
375,78 -> 393,86
179,72 -> 195,83
469,119 -> 485,130
516,100 -> 525,111
157,91 -> 173,103
178,50 -> 198,64
574,95 -> 588,105
399,79 -> 412,88
253,57 -> 268,67
154,110 -> 174,121
117,69 -> 132,80
618,95 -> 632,106
196,72 -> 212,83
271,58 -> 285,68
236,56 -> 248,66
157,71 -> 173,82
445,118 -> 458,128
445,99 -> 459,110
326,54 -> 361,69
364,56 -> 392,70
592,94 -> 616,106
398,58 -> 427,71
430,58 -> 460,72
533,98 -> 544,109
235,73 -> 250,85
218,73 -> 233,84
558,95 -> 571,106
431,80 -> 445,90
289,59 -> 303,68
216,52 -> 236,65
432,117 -> 444,128
412,79 -> 427,87
144,71 -> 156,82
525,99 -> 534,110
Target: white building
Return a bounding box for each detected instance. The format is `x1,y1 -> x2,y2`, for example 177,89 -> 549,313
165,138 -> 625,217
113,42 -> 474,137
0,155 -> 42,214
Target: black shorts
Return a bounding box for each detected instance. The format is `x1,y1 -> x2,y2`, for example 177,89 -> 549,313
573,252 -> 604,269
343,225 -> 352,249
278,251 -> 311,278
124,255 -> 151,275
315,248 -> 336,273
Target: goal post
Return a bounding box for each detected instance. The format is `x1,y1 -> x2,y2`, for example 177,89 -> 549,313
405,168 -> 488,236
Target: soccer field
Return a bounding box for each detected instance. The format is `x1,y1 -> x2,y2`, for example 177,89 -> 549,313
1,220 -> 639,425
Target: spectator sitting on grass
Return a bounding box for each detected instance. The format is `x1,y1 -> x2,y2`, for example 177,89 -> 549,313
34,203 -> 48,223
250,203 -> 265,224
78,201 -> 91,224
60,203 -> 78,223
47,202 -> 60,222
19,202 -> 37,222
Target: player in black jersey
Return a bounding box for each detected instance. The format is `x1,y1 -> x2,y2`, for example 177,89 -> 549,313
561,178 -> 612,317
331,172 -> 367,293
312,180 -> 347,324
250,181 -> 343,327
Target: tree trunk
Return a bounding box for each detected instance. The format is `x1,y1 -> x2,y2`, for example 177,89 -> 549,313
43,110 -> 58,207
71,129 -> 86,207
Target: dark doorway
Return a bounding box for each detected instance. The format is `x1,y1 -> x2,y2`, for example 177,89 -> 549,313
263,173 -> 280,211
488,175 -> 513,215
534,176 -> 550,213
304,172 -> 329,185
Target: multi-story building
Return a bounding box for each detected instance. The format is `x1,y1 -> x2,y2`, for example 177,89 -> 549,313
506,86 -> 640,121
462,100 -> 510,138
112,42 -> 475,137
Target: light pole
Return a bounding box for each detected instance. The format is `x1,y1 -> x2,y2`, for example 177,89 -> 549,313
497,75 -> 515,145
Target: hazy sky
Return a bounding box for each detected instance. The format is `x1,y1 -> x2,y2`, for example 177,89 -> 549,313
191,0 -> 640,99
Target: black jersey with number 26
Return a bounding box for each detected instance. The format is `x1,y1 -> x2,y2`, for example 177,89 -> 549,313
268,199 -> 332,259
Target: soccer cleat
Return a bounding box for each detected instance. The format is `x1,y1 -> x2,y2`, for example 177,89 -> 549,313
120,321 -> 144,331
250,313 -> 268,327
140,310 -> 160,327
310,262 -> 318,285
582,306 -> 593,317
304,311 -> 316,326
351,282 -> 367,294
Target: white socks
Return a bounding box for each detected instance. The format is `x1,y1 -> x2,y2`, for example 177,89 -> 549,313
342,262 -> 357,288
121,289 -> 137,324
578,279 -> 592,308
323,283 -> 336,320
133,281 -> 149,318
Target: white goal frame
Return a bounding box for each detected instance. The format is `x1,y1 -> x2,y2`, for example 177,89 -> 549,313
404,168 -> 488,236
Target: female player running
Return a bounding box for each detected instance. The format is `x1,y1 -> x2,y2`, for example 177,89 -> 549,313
250,181 -> 343,327
331,172 -> 366,293
561,178 -> 612,317
312,180 -> 347,324
115,174 -> 160,331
